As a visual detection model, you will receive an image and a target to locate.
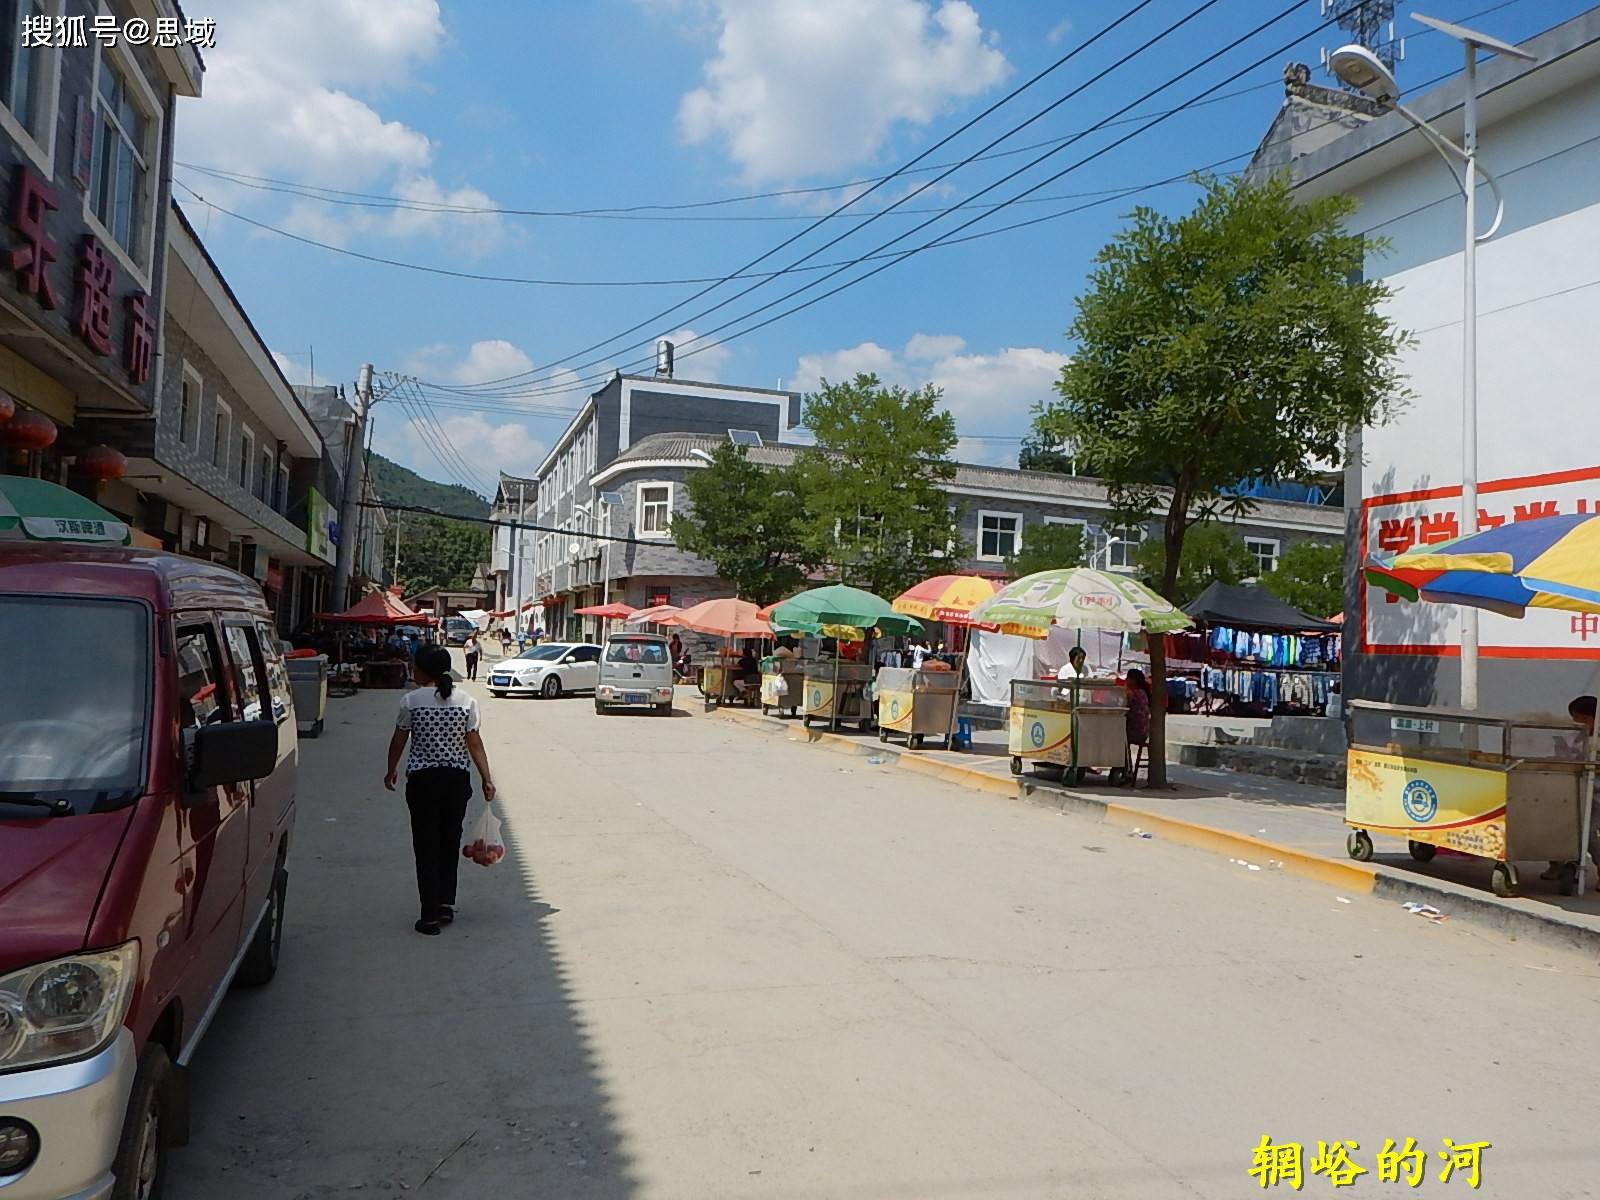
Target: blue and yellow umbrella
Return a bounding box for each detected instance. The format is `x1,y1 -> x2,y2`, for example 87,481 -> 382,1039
1366,512 -> 1600,617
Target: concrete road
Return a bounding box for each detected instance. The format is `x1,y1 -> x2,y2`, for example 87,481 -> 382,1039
168,679 -> 1600,1200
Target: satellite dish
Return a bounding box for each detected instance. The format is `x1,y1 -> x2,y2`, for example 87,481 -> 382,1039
568,542 -> 582,561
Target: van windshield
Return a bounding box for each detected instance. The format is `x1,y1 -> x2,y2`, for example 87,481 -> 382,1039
0,596 -> 149,813
606,641 -> 667,665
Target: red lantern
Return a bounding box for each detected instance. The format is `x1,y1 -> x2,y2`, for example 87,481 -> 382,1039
1,409 -> 57,450
77,443 -> 128,482
0,393 -> 13,424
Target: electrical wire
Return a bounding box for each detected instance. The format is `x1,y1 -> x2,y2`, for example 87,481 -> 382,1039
428,0 -> 1317,403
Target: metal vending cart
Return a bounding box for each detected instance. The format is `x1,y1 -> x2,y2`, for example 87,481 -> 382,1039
284,653 -> 328,738
1008,676 -> 1130,785
802,660 -> 874,730
1345,700 -> 1597,897
875,666 -> 960,748
760,656 -> 804,717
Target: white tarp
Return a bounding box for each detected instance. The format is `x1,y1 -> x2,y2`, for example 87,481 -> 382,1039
967,627 -> 1126,705
459,609 -> 491,630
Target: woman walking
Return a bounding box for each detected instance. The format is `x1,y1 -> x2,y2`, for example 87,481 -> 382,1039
464,632 -> 481,681
384,645 -> 497,935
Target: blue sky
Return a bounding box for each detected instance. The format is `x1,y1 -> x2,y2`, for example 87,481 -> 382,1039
173,0 -> 1586,491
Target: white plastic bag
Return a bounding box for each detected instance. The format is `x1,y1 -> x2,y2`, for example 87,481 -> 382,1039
772,675 -> 788,697
462,804 -> 505,867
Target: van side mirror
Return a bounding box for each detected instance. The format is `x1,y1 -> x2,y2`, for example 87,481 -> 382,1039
189,721 -> 278,790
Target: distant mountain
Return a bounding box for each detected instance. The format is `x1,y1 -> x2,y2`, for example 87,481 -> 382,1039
367,453 -> 489,519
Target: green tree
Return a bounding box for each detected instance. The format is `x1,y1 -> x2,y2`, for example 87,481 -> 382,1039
1006,520 -> 1085,578
1131,522 -> 1256,605
1017,432 -> 1080,475
1262,541 -> 1344,619
392,513 -> 489,594
796,373 -> 964,597
672,440 -> 815,604
1034,173 -> 1410,785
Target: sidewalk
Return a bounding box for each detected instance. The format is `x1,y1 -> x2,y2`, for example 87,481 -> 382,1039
710,703 -> 1600,955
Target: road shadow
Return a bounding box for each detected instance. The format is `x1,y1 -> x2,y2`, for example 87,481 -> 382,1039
166,690 -> 640,1199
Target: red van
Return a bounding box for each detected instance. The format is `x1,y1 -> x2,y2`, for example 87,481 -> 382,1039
0,545 -> 297,1199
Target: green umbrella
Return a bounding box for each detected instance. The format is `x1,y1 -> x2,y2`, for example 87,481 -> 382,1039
770,583 -> 923,636
969,567 -> 1191,638
0,477 -> 130,545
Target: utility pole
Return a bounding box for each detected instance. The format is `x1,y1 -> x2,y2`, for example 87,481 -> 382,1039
392,509 -> 402,582
332,363 -> 374,609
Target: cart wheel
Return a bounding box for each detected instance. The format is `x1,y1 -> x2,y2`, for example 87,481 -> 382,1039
1558,861 -> 1580,897
909,734 -> 924,750
802,716 -> 811,728
1406,840 -> 1437,863
1490,862 -> 1518,897
1063,767 -> 1081,787
761,704 -> 769,715
859,720 -> 872,733
1346,829 -> 1375,862
1108,768 -> 1126,786
1009,755 -> 1022,776
878,727 -> 889,743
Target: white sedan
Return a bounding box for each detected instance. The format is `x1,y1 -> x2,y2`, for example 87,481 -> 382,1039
486,642 -> 602,698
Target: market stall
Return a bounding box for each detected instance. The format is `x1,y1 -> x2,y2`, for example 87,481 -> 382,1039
1154,582 -> 1340,716
874,666 -> 960,748
770,584 -> 923,733
971,568 -> 1191,787
312,590 -> 436,689
884,574 -> 999,749
1345,700 -> 1594,895
664,597 -> 772,710
1365,511 -> 1600,896
1007,675 -> 1130,782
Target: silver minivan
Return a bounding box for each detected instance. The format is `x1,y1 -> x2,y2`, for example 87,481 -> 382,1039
596,633 -> 676,714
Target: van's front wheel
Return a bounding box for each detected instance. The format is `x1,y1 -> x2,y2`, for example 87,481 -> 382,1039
112,1046 -> 175,1200
235,863 -> 286,987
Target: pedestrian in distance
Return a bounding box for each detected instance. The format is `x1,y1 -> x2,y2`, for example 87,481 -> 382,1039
464,632 -> 481,681
384,645 -> 497,936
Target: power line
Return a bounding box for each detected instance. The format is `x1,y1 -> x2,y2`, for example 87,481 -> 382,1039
428,0 -> 1174,395
359,500 -> 659,545
438,0 -> 1319,406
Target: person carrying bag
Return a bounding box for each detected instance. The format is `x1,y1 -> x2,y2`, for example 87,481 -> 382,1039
384,645 -> 497,935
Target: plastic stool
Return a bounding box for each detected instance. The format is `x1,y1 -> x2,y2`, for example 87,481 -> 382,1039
953,717 -> 974,751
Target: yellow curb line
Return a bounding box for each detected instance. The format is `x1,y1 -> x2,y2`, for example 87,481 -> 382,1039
711,708 -> 1379,895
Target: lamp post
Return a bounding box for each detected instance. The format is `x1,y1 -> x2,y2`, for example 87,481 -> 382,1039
1329,15 -> 1534,711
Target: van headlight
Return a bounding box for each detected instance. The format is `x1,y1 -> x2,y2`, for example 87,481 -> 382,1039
0,943 -> 138,1072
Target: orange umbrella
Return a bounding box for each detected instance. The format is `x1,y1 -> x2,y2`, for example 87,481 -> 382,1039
667,598 -> 772,638
892,574 -> 998,625
574,601 -> 636,619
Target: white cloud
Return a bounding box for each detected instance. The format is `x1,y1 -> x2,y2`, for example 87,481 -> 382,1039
676,0 -> 1009,182
792,333 -> 1067,466
271,350 -> 316,386
178,0 -> 507,253
1046,17 -> 1073,46
373,408 -> 549,486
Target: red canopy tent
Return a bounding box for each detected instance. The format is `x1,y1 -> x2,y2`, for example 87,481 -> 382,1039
315,590 -> 435,625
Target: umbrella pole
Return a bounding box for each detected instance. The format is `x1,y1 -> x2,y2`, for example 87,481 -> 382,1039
831,649 -> 841,733
945,640 -> 970,750
1580,727 -> 1598,897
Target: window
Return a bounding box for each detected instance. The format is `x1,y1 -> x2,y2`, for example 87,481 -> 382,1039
647,589 -> 671,607
0,0 -> 56,156
259,447 -> 273,503
176,625 -> 228,731
638,483 -> 673,537
239,426 -> 254,491
223,624 -> 267,723
1245,537 -> 1280,577
253,620 -> 293,725
89,50 -> 154,262
1100,526 -> 1145,572
178,365 -> 201,446
605,641 -> 668,665
978,510 -> 1022,561
212,399 -> 231,468
277,463 -> 290,513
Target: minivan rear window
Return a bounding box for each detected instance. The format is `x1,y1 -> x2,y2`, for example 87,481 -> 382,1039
0,596 -> 149,811
605,641 -> 667,665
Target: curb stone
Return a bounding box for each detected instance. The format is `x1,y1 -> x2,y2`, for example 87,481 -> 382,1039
710,707 -> 1600,956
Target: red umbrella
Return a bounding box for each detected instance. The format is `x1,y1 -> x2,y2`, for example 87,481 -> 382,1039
316,590 -> 435,625
574,601 -> 637,620
667,598 -> 772,638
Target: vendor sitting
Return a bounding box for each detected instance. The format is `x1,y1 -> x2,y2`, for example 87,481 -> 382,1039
1055,646 -> 1089,687
731,647 -> 761,701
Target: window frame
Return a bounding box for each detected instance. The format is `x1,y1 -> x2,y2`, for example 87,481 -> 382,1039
977,509 -> 1023,563
1101,525 -> 1145,573
177,362 -> 202,448
239,425 -> 254,493
0,0 -> 63,176
83,11 -> 162,285
211,398 -> 231,469
636,481 -> 674,539
1245,536 -> 1281,578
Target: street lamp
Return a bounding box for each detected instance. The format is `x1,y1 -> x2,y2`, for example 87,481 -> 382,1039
1329,14 -> 1534,711
1092,536 -> 1122,571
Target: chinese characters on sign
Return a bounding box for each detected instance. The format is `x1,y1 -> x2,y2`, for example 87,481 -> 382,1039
1249,1135 -> 1490,1190
1364,469 -> 1600,654
20,15 -> 216,48
5,166 -> 152,386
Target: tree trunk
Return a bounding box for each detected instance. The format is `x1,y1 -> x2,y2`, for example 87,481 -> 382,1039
1147,499 -> 1189,789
